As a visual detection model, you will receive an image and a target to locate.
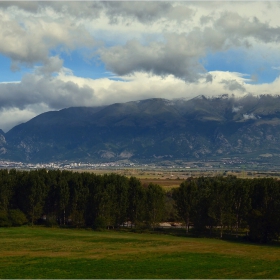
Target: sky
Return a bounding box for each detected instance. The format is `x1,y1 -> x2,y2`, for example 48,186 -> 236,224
1,1 -> 280,132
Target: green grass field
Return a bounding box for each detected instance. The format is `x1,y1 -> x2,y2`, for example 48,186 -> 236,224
1,226 -> 280,279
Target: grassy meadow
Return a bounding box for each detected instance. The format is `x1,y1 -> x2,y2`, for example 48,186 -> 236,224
1,226 -> 280,278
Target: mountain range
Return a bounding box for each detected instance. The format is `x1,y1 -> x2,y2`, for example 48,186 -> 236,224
1,94 -> 280,163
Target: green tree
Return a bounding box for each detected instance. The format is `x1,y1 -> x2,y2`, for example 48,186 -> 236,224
58,177 -> 70,225
111,174 -> 129,228
128,177 -> 146,228
248,178 -> 280,243
164,189 -> 177,222
0,169 -> 14,212
146,183 -> 165,230
173,179 -> 197,234
43,170 -> 61,226
208,177 -> 234,238
192,177 -> 214,234
68,174 -> 89,227
230,178 -> 251,237
85,174 -> 102,227
27,171 -> 48,225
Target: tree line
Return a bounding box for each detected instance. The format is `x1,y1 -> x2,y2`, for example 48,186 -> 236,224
1,169 -> 280,243
173,176 -> 280,243
0,169 -> 166,230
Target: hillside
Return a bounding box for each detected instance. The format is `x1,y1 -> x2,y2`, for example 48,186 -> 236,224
2,94 -> 280,163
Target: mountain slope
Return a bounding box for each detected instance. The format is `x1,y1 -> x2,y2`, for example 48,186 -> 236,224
2,95 -> 280,163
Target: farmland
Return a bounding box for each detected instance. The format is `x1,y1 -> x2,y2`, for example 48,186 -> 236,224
77,168 -> 280,189
1,226 -> 280,279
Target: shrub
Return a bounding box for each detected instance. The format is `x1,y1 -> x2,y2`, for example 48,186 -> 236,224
45,216 -> 58,227
93,216 -> 107,230
9,209 -> 28,226
0,210 -> 11,227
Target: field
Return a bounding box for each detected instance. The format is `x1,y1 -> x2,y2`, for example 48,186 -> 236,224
1,226 -> 280,278
75,168 -> 280,190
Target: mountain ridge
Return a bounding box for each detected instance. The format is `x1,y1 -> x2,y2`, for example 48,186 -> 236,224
2,94 -> 280,163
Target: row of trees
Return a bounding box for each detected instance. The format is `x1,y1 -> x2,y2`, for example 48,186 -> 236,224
174,176 -> 280,243
0,169 -> 166,229
1,169 -> 280,242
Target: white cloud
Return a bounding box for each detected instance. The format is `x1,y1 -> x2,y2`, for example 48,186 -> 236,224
0,6 -> 95,71
232,106 -> 242,113
243,113 -> 257,120
0,107 -> 39,132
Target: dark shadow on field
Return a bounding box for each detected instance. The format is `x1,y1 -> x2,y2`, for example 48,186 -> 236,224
43,223 -> 280,248
121,226 -> 280,248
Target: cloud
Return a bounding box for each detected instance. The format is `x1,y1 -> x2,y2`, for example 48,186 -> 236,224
96,8 -> 280,81
0,1 -> 103,18
0,73 -> 94,111
205,74 -> 213,83
102,2 -> 194,24
0,2 -> 40,13
1,2 -> 280,82
1,69 -> 280,132
0,7 -> 95,72
103,2 -> 173,24
99,33 -> 207,82
243,113 -> 257,120
35,56 -> 64,75
214,12 -> 280,46
57,70 -> 253,106
222,79 -> 246,92
0,106 -> 40,132
232,106 -> 242,113
0,2 -> 194,25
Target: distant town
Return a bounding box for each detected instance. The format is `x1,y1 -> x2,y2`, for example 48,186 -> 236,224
0,156 -> 280,172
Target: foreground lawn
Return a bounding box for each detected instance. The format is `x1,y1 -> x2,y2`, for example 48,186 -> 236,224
1,226 -> 280,278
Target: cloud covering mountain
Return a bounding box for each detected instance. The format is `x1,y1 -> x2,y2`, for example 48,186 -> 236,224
1,1 -> 280,131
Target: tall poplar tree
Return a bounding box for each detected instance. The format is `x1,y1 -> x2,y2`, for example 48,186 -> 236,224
173,179 -> 197,234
